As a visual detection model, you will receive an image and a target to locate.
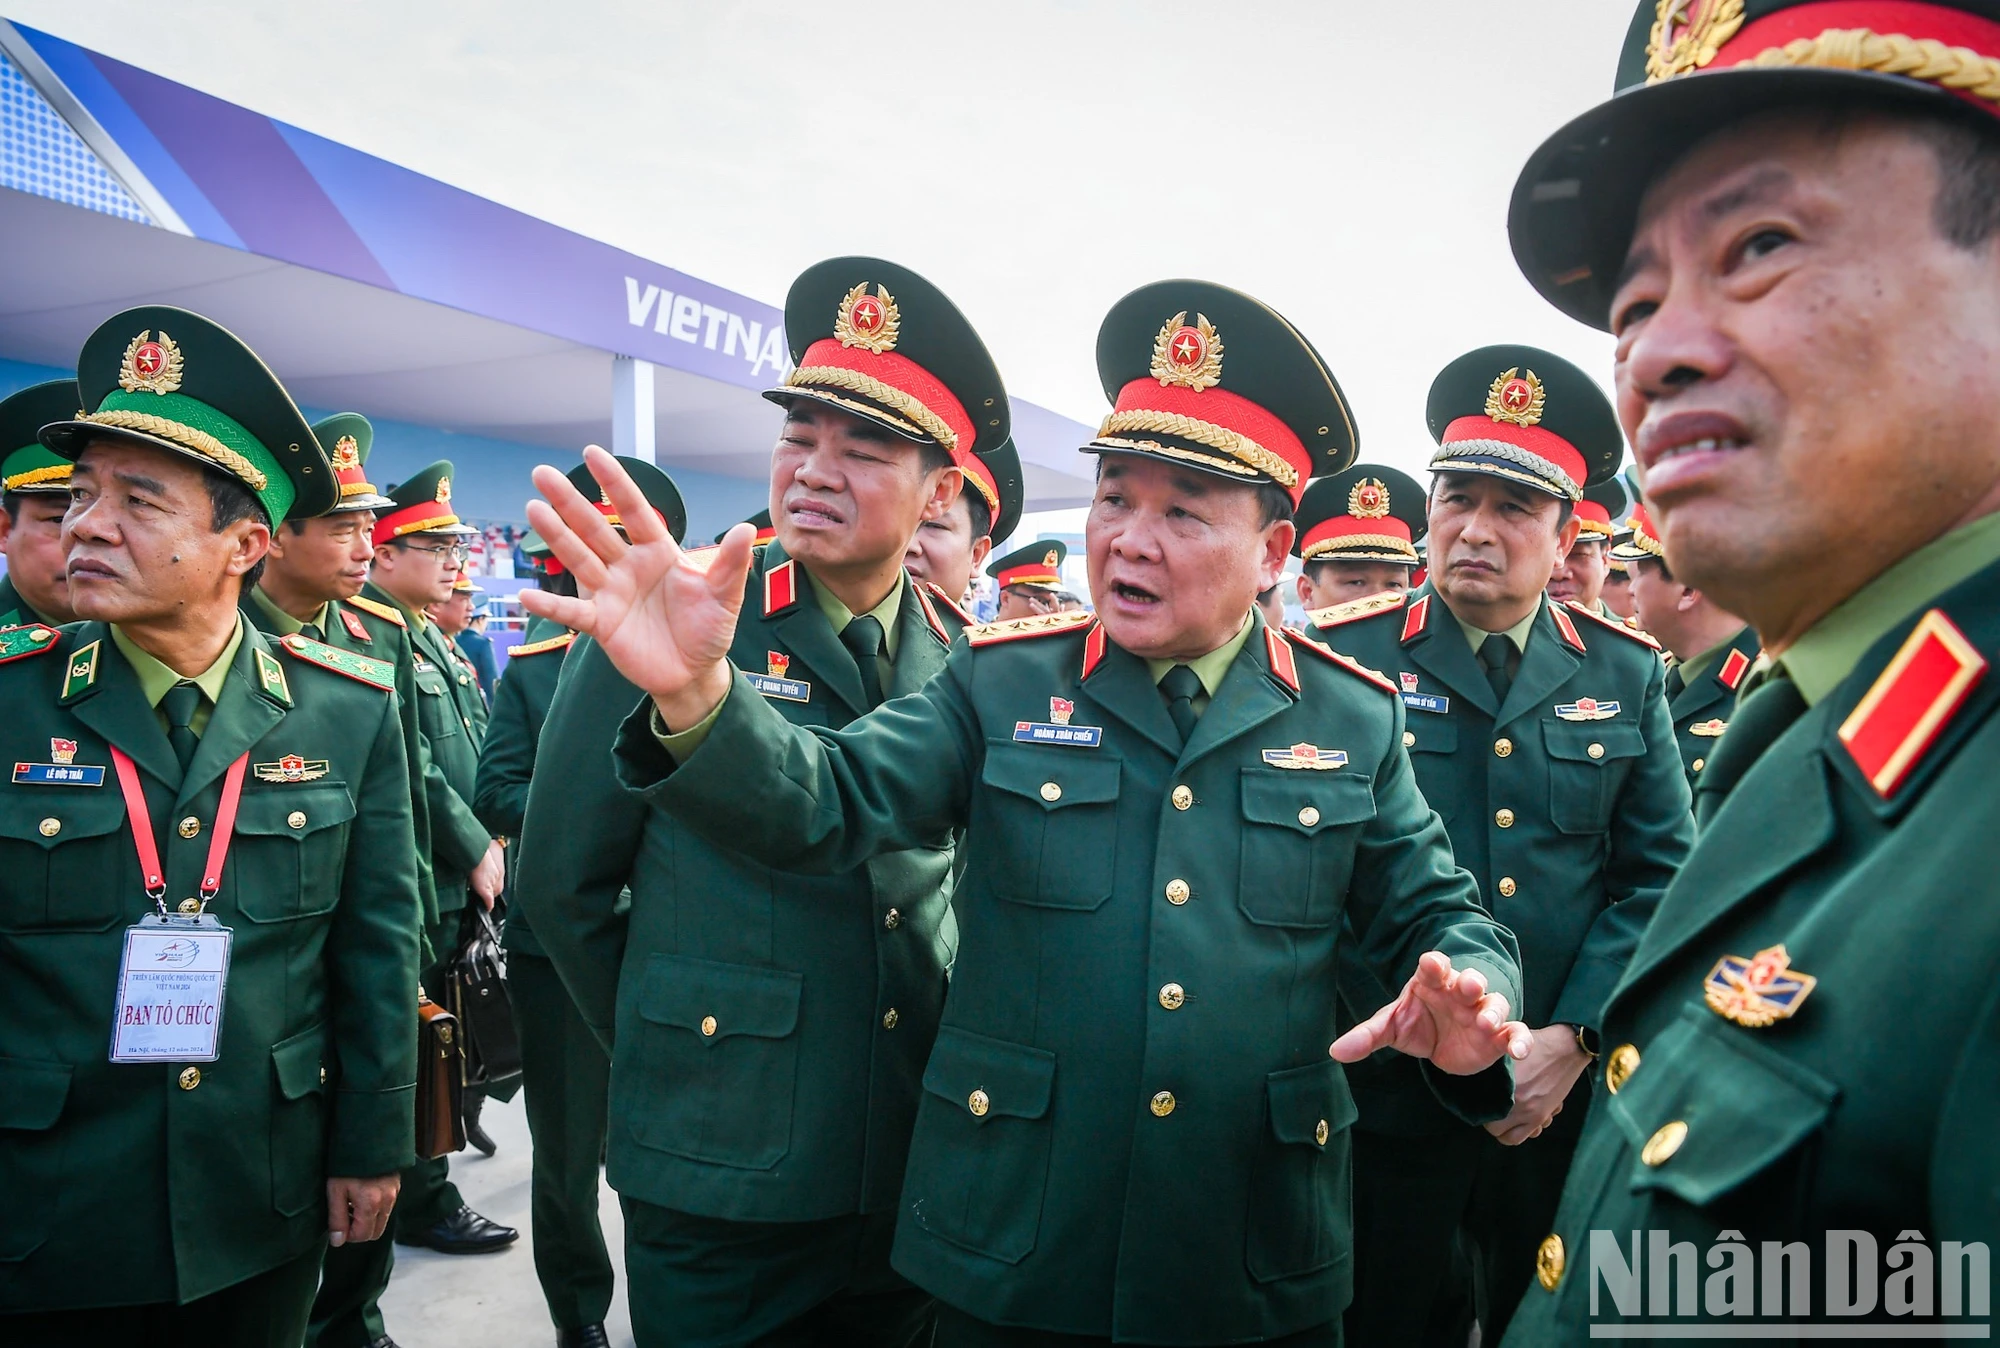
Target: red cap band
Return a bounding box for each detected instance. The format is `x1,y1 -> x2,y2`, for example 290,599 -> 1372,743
1300,513 -> 1416,557
1713,2 -> 2000,107
788,339 -> 993,511
372,502 -> 463,548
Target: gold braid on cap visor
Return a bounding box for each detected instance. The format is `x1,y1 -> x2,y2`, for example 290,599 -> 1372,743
3,463 -> 70,491
783,365 -> 959,451
76,409 -> 269,491
1428,439 -> 1581,501
1744,29 -> 2000,103
1301,533 -> 1421,563
1094,409 -> 1299,490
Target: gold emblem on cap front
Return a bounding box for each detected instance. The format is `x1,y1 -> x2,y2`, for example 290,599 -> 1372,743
331,436 -> 360,471
436,476 -> 452,504
119,330 -> 185,396
1486,368 -> 1546,428
834,281 -> 901,355
1150,311 -> 1224,392
1348,477 -> 1391,519
1646,0 -> 1745,83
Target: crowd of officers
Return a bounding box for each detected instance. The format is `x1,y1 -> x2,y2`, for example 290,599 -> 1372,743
5,0 -> 2000,1343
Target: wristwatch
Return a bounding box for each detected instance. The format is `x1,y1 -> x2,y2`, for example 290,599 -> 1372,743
1567,1023 -> 1600,1059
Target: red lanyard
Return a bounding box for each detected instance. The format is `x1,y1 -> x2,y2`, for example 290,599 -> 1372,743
110,747 -> 250,912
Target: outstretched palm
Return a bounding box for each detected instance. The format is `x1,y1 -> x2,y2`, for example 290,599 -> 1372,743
518,446 -> 754,723
1330,951 -> 1532,1075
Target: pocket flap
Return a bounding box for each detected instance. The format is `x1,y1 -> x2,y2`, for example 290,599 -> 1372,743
271,1024 -> 328,1100
1266,1058 -> 1358,1148
1405,719 -> 1457,754
922,1026 -> 1056,1122
233,785 -> 357,839
1543,719 -> 1647,763
639,953 -> 802,1042
982,744 -> 1120,811
1241,769 -> 1376,834
1610,1005 -> 1838,1207
0,1057 -> 72,1130
0,793 -> 127,849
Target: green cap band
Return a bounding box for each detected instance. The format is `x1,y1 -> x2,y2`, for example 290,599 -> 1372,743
84,389 -> 294,522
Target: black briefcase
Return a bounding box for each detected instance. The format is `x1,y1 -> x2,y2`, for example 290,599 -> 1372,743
448,907 -> 523,1090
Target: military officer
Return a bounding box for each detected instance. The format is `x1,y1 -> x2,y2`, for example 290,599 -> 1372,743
1502,3 -> 2000,1334
0,380 -> 81,627
522,280 -> 1535,1346
516,257 -> 1005,1347
1292,462 -> 1425,611
905,436 -> 1024,611
436,575 -> 497,702
363,463 -> 516,1264
472,456 -> 686,1348
0,308 -> 419,1345
987,537 -> 1069,620
1547,476 -> 1633,615
1308,345 -> 1693,1345
1611,504 -> 1758,790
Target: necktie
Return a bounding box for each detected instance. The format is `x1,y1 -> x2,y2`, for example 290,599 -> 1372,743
1161,664 -> 1203,744
840,615 -> 886,710
1478,634 -> 1513,705
162,681 -> 201,772
1693,671 -> 1806,828
1664,664 -> 1686,700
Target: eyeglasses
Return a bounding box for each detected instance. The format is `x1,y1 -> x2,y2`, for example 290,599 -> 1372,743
401,541 -> 470,563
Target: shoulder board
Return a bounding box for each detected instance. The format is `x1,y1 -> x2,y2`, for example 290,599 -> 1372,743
1717,646 -> 1754,691
1400,593 -> 1433,644
0,622 -> 60,664
252,646 -> 292,707
966,609 -> 1094,647
345,595 -> 407,629
1306,589 -> 1407,631
1566,600 -> 1661,650
280,632 -> 396,691
1837,609 -> 1988,799
1283,627 -> 1399,695
510,631 -> 576,658
921,580 -> 976,628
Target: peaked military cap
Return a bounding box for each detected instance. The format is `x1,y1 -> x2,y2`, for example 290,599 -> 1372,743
1609,501 -> 1668,562
990,539 -> 1067,590
372,460 -> 479,546
1426,344 -> 1623,500
528,456 -> 688,565
714,508 -> 777,548
1512,1 -> 2000,329
1085,280 -> 1356,506
1574,474 -> 1636,542
1,381 -> 80,495
41,306 -> 335,522
768,257 -> 1010,523
1293,464 -> 1426,566
451,574 -> 485,595
975,435 -> 1025,547
313,412 -> 396,513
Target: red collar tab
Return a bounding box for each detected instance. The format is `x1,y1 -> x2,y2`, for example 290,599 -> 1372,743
1401,593 -> 1432,644
922,580 -> 975,628
1299,513 -> 1418,561
1081,621 -> 1109,679
1265,625 -> 1300,694
1718,646 -> 1753,691
913,583 -> 950,647
1837,608 -> 1988,798
1552,604 -> 1588,654
338,608 -> 371,643
764,558 -> 800,617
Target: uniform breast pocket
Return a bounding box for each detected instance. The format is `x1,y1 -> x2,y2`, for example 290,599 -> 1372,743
413,667 -> 459,744
1247,1057 -> 1359,1283
1544,719 -> 1647,835
231,785 -> 357,921
0,793 -> 129,932
1237,770 -> 1376,928
904,1026 -> 1057,1265
978,745 -> 1120,911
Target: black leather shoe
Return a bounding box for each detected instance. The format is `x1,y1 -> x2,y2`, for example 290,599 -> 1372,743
557,1326 -> 610,1348
400,1204 -> 518,1254
365,1337 -> 402,1348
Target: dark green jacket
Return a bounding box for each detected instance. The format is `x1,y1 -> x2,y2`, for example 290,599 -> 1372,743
616,608 -> 1523,1343
1666,624 -> 1760,793
516,541 -> 969,1226
0,620 -> 421,1313
0,571 -> 57,629
1504,563 -> 2000,1339
1310,587 -> 1693,1134
472,625 -> 573,958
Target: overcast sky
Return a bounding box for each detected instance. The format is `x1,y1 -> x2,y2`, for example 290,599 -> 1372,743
13,0 -> 1632,484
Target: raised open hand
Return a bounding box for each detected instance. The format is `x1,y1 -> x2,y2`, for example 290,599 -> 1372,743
518,445 -> 755,727
1329,951 -> 1533,1075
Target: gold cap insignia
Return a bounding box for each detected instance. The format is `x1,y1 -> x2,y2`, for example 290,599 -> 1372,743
119,330 -> 184,396
1043,549 -> 1059,567
436,476 -> 452,504
1646,0 -> 1745,83
1150,311 -> 1224,392
1485,368 -> 1546,428
331,436 -> 360,471
834,282 -> 900,355
1348,477 -> 1391,519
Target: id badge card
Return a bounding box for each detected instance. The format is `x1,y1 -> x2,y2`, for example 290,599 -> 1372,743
109,913 -> 233,1063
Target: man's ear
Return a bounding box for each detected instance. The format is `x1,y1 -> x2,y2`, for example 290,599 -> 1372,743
0,508 -> 13,556
1259,518 -> 1296,592
1555,513 -> 1584,556
1677,585 -> 1703,614
970,534 -> 993,569
224,518 -> 272,579
922,467 -> 964,523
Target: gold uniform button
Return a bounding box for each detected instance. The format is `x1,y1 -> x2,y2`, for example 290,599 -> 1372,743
287,811 -> 307,830
1297,806 -> 1320,827
38,817 -> 59,837
1150,1090 -> 1176,1118
1692,757 -> 1706,773
1402,731 -> 1416,748
1314,1118 -> 1329,1146
1494,737 -> 1513,758
968,1089 -> 990,1117
884,908 -> 901,930
178,1066 -> 201,1091
1606,1044 -> 1640,1094
1040,781 -> 1062,803
177,897 -> 201,915
1587,742 -> 1605,760
1171,784 -> 1193,811
178,816 -> 201,839
1495,808 -> 1515,828
700,1015 -> 717,1037
1158,983 -> 1185,1011
1642,1120 -> 1688,1166
1497,877 -> 1517,898
1537,1233 -> 1565,1290
882,1008 -> 900,1030
320,1066 -> 328,1086
1165,879 -> 1190,905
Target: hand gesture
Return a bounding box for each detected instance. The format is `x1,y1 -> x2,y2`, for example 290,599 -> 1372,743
519,445 -> 756,727
1329,951 -> 1532,1075
1483,1023 -> 1590,1145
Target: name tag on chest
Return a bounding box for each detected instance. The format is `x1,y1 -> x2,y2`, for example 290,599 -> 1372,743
747,673 -> 812,703
110,915 -> 233,1063
1400,693 -> 1450,715
13,762 -> 106,786
1013,720 -> 1103,748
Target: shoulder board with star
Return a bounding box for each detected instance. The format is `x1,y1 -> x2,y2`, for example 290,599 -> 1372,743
510,631 -> 576,658
966,609 -> 1095,647
1305,589 -> 1408,631
0,622 -> 61,664
345,595 -> 407,629
1283,627 -> 1399,695
280,632 -> 396,691
921,580 -> 976,628
1566,599 -> 1661,650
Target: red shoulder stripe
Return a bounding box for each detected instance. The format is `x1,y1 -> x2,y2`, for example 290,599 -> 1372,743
764,559 -> 798,617
913,583 -> 952,647
1265,625 -> 1299,693
1551,605 -> 1588,654
1400,593 -> 1430,644
1837,609 -> 1987,798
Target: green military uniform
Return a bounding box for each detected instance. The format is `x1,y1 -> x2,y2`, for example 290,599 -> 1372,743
0,308 -> 419,1340
1308,345 -> 1694,1345
0,381 -> 80,628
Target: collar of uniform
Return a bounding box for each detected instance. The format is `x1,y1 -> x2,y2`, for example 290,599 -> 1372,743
1146,611 -> 1255,696
248,584 -> 332,637
1782,510 -> 2000,707
1676,629 -> 1745,688
1453,600 -> 1540,657
111,614 -> 242,709
365,580 -> 428,632
808,566 -> 903,663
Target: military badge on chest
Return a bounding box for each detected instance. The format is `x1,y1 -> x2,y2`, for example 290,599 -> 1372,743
747,650 -> 812,703
1554,696 -> 1620,721
1261,742 -> 1348,770
1015,696 -> 1103,748
13,736 -> 106,786
253,754 -> 329,784
1704,944 -> 1817,1028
